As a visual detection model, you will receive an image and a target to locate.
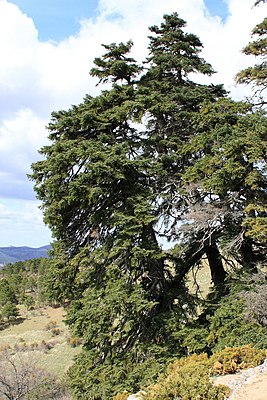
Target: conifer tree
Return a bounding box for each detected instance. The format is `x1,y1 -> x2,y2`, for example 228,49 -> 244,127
235,0 -> 267,245
236,2 -> 267,105
30,13 -> 267,399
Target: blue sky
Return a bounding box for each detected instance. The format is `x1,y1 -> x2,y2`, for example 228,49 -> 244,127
11,0 -> 228,42
205,0 -> 228,22
0,0 -> 264,247
10,0 -> 100,41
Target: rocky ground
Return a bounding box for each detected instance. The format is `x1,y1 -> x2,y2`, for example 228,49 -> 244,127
214,359 -> 267,400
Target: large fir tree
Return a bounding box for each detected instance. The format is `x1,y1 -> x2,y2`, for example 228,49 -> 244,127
30,13 -> 267,399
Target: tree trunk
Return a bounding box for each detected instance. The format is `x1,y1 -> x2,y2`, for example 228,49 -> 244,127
239,237 -> 258,273
142,223 -> 168,300
206,243 -> 227,285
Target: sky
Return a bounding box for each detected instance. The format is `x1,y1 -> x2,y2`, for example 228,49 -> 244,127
0,0 -> 265,248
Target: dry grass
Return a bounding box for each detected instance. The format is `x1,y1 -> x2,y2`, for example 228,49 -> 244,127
0,306 -> 81,376
187,259 -> 213,298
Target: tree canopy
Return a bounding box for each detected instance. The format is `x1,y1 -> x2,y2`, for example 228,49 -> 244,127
236,1 -> 267,105
30,12 -> 267,399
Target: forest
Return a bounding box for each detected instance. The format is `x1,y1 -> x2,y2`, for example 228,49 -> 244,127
24,2 -> 267,399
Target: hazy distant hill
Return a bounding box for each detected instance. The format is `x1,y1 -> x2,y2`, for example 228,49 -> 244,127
0,245 -> 51,265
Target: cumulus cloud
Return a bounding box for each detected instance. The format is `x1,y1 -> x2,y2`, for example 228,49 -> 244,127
0,108 -> 48,199
0,200 -> 51,247
0,0 -> 265,245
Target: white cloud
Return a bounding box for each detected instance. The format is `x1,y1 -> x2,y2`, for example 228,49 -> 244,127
0,200 -> 51,247
197,0 -> 264,98
0,108 -> 48,199
0,0 -> 265,245
1,0 -> 263,117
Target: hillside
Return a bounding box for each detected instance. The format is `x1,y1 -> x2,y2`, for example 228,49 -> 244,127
0,245 -> 51,265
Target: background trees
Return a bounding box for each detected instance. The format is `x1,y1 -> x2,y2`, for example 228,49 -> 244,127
31,11 -> 267,399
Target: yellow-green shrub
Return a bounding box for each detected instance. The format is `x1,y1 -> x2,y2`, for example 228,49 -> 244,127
67,336 -> 82,347
209,345 -> 266,375
143,354 -> 230,400
112,391 -> 129,400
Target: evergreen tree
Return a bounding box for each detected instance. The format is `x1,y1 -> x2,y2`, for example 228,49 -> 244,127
0,279 -> 17,306
137,13 -> 227,284
30,13 -> 267,399
236,2 -> 267,105
1,302 -> 19,323
235,0 -> 267,244
180,98 -> 267,270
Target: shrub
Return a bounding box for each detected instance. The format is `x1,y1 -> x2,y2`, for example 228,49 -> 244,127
128,347 -> 265,400
113,392 -> 129,400
143,354 -> 230,400
67,336 -> 82,348
0,348 -> 69,400
39,340 -> 55,352
209,345 -> 266,375
1,302 -> 19,323
51,328 -> 61,336
67,349 -> 164,400
45,320 -> 58,330
30,342 -> 39,350
14,341 -> 28,352
175,326 -> 209,355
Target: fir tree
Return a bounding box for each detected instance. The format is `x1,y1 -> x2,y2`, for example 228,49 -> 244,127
236,2 -> 267,105
30,13 -> 267,399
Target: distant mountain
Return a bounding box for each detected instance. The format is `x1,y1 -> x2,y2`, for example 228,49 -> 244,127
0,245 -> 51,265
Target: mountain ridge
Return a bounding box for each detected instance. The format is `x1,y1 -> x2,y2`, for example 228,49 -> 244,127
0,245 -> 51,265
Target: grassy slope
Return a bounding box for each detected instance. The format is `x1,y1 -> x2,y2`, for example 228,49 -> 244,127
0,306 -> 81,376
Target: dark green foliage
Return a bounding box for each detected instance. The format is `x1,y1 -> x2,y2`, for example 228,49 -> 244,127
91,40 -> 142,84
243,281 -> 267,325
207,297 -> 267,351
236,1 -> 267,105
1,302 -> 19,323
23,295 -> 35,310
0,278 -> 19,326
29,12 -> 267,399
68,350 -> 163,400
183,274 -> 267,356
175,326 -> 210,354
206,274 -> 267,351
0,278 -> 17,306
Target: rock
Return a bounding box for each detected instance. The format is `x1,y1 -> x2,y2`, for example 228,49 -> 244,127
127,391 -> 146,400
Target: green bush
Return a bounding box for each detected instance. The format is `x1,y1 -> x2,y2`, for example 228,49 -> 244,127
142,354 -> 230,400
